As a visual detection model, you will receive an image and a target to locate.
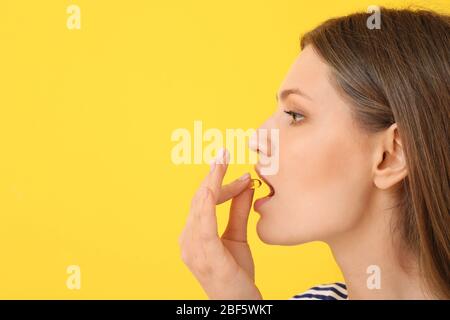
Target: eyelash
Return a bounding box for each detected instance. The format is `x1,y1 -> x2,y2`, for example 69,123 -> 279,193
284,110 -> 305,125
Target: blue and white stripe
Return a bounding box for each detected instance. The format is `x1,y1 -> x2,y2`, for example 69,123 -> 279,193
290,282 -> 348,300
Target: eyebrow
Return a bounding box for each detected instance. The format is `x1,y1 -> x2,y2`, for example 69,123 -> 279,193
276,88 -> 313,102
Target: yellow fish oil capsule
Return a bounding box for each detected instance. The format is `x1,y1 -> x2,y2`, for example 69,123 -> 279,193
250,179 -> 262,189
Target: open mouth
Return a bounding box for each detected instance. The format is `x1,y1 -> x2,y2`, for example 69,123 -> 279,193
254,166 -> 275,198
253,167 -> 275,212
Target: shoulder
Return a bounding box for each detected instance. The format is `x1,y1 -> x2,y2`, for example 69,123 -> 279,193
289,282 -> 348,300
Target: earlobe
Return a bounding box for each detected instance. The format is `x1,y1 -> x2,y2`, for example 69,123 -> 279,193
373,123 -> 408,190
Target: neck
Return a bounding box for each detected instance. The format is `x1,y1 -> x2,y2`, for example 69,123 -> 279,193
325,189 -> 433,299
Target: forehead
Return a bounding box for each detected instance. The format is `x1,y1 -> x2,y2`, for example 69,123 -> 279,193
278,45 -> 333,101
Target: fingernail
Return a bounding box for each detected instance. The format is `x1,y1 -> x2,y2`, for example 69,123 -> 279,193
250,179 -> 262,189
238,172 -> 251,181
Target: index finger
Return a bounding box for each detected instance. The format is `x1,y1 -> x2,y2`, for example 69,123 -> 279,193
200,148 -> 230,201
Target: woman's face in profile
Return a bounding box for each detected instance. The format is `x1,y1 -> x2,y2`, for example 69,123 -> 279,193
252,45 -> 378,245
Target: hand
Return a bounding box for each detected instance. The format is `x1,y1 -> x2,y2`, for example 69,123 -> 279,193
178,149 -> 262,300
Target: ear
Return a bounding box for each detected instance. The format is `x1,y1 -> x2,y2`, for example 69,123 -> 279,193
373,123 -> 408,190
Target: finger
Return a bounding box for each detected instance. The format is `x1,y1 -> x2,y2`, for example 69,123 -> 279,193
188,186 -> 220,240
217,172 -> 251,204
188,148 -> 227,247
222,187 -> 255,242
194,186 -> 223,260
179,201 -> 196,245
184,186 -> 212,270
201,148 -> 230,201
186,185 -> 210,250
180,186 -> 204,245
198,186 -> 220,241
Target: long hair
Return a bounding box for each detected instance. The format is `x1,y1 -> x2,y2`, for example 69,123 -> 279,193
300,7 -> 450,299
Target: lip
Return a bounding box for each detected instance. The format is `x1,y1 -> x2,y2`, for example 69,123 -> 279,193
254,196 -> 272,211
253,166 -> 275,211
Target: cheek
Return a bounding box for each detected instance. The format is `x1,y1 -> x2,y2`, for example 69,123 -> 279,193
282,124 -> 358,197
259,125 -> 372,244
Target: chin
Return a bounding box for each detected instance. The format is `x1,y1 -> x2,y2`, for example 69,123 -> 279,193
255,218 -> 311,246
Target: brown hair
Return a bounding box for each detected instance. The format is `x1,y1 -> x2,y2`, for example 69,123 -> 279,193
300,7 -> 450,299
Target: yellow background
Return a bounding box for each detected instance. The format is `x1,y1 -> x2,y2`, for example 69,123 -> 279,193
0,0 -> 448,299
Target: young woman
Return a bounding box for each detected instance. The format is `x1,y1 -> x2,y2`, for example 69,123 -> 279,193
178,7 -> 449,300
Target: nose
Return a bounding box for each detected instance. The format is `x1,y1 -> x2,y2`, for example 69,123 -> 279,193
249,117 -> 275,157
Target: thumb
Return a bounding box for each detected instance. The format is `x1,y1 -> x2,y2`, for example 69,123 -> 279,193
221,186 -> 255,242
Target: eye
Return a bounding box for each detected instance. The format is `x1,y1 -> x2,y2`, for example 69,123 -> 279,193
284,110 -> 305,125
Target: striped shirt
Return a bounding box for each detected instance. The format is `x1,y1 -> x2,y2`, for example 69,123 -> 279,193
290,282 -> 348,300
